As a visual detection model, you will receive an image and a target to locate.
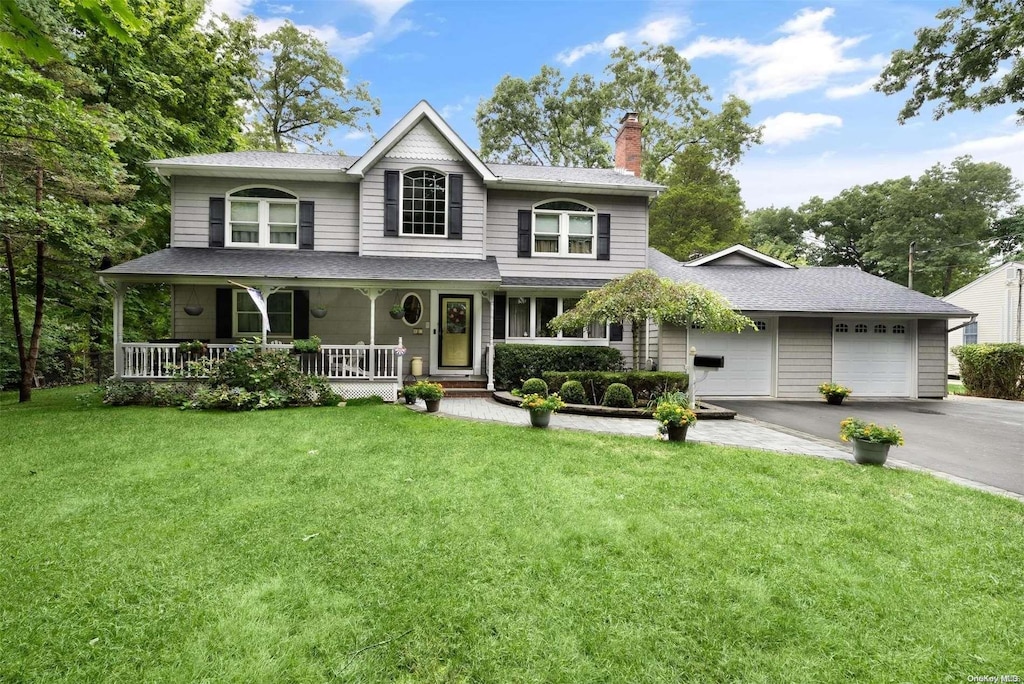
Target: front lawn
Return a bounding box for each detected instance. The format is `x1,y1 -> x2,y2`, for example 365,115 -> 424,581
2,388 -> 1022,681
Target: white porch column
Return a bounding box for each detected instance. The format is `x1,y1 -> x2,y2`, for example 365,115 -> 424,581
485,291 -> 495,391
112,282 -> 125,378
357,288 -> 387,381
687,345 -> 697,410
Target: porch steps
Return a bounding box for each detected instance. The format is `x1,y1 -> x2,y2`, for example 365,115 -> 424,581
405,377 -> 490,398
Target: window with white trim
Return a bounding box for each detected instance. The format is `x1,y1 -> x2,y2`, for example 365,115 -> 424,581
226,187 -> 299,248
233,290 -> 293,337
963,321 -> 978,344
533,200 -> 596,258
402,169 -> 446,235
506,296 -> 607,340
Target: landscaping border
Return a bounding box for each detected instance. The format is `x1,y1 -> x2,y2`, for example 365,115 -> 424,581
491,391 -> 736,419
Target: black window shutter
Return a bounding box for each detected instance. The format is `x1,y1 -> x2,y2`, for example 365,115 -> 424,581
215,287 -> 232,339
298,201 -> 315,250
493,294 -> 506,340
209,197 -> 225,247
609,320 -> 623,342
447,174 -> 463,240
597,213 -> 611,261
517,210 -> 532,257
293,290 -> 309,339
384,170 -> 400,236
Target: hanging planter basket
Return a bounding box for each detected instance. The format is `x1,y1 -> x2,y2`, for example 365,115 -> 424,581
310,307 -> 328,319
183,304 -> 204,316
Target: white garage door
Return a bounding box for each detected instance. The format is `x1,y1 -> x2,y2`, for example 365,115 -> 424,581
689,319 -> 773,396
833,320 -> 912,396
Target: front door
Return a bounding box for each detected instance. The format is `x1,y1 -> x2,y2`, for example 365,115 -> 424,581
438,295 -> 472,368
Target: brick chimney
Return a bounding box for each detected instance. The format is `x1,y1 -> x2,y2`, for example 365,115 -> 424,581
614,112 -> 642,177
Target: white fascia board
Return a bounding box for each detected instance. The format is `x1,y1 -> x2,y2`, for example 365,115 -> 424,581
97,272 -> 502,289
943,261 -> 1024,301
145,162 -> 351,183
485,178 -> 663,197
686,244 -> 796,268
346,100 -> 496,181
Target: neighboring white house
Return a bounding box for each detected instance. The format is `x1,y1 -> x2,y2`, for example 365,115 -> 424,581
943,261 -> 1024,376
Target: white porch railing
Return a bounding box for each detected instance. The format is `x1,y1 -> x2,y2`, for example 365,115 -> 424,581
120,342 -> 402,381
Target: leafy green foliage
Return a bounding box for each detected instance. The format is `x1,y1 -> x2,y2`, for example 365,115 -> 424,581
650,146 -> 747,261
558,380 -> 586,405
476,66 -> 611,167
291,336 -> 322,353
548,270 -> 753,368
0,0 -> 143,62
226,18 -> 380,151
411,380 -> 444,401
876,0 -> 1024,123
743,206 -> 810,263
952,343 -> 1024,399
601,382 -> 635,408
543,371 -> 688,406
521,377 -> 549,397
492,344 -> 623,390
519,392 -> 566,412
839,418 -> 906,446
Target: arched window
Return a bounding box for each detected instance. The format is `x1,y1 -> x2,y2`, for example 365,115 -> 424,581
533,200 -> 596,257
226,186 -> 299,248
874,324 -> 887,334
835,323 -> 848,333
403,170 -> 446,235
854,323 -> 868,333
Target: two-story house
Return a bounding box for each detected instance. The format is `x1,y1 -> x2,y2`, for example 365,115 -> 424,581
100,100 -> 972,401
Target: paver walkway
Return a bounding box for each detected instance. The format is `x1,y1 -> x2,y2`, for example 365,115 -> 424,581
426,397 -> 851,460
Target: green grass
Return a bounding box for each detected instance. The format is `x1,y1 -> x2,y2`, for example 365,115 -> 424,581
948,381 -> 967,395
2,387 -> 1023,682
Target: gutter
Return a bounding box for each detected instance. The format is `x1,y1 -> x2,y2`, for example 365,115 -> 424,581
947,316 -> 978,334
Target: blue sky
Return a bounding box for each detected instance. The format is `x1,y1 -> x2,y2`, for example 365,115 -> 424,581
210,0 -> 1024,210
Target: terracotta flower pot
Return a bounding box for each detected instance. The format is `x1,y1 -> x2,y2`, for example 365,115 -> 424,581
425,398 -> 441,413
666,424 -> 689,442
826,395 -> 845,405
852,439 -> 890,465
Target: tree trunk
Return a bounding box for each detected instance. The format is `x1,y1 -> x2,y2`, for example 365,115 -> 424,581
630,317 -> 641,370
19,168 -> 46,402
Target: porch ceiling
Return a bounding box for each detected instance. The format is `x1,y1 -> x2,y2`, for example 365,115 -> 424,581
99,248 -> 502,286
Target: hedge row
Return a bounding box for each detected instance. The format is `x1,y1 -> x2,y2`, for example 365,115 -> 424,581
952,343 -> 1024,400
493,344 -> 623,389
542,371 -> 688,406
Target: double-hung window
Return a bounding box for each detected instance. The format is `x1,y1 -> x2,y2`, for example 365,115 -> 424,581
233,290 -> 293,337
963,321 -> 978,345
226,187 -> 299,248
506,296 -> 606,340
533,200 -> 596,257
402,170 -> 446,236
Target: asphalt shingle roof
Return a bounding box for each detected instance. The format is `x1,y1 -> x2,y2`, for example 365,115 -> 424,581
101,248 -> 501,283
149,152 -> 663,190
501,276 -> 611,289
648,248 -> 974,317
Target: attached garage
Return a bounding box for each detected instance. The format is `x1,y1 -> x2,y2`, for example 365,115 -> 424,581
833,320 -> 913,396
688,318 -> 773,396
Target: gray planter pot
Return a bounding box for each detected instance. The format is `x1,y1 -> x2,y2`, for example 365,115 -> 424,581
666,424 -> 689,442
529,409 -> 551,428
852,439 -> 890,465
425,398 -> 441,413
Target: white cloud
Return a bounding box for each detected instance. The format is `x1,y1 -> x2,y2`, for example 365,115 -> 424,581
826,75 -> 879,99
556,17 -> 688,66
760,112 -> 843,146
681,7 -> 886,102
342,129 -> 370,141
735,129 -> 1024,209
251,16 -> 376,59
266,4 -> 295,14
350,0 -> 413,26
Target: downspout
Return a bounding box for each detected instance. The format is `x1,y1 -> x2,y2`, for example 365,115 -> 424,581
1017,268 -> 1023,343
946,316 -> 978,334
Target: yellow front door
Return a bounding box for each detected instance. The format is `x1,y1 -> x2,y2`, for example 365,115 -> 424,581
440,296 -> 472,368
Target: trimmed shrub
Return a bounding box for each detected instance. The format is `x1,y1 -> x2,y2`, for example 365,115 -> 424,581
602,383 -> 635,408
521,377 -> 549,397
542,371 -> 688,405
102,380 -> 155,406
953,343 -> 1024,400
559,380 -> 586,405
493,344 -> 623,389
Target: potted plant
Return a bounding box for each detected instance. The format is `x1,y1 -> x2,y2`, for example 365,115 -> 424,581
520,392 -> 566,428
413,381 -> 444,412
402,383 -> 418,405
818,382 -> 852,405
290,336 -> 322,354
389,304 -> 405,320
177,340 -> 207,359
839,417 -> 904,465
653,399 -> 698,442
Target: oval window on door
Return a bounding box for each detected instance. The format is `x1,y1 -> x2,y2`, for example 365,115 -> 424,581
402,293 -> 423,326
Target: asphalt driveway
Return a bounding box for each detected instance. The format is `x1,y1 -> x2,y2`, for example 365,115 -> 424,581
713,396 -> 1024,496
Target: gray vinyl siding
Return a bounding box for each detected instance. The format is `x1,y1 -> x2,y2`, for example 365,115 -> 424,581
657,324 -> 688,372
171,176 -> 359,252
486,190 -> 649,278
777,316 -> 832,398
918,318 -> 948,398
360,158 -> 486,259
172,285 -> 217,340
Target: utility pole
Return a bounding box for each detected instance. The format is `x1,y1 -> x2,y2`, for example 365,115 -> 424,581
908,241 -> 916,290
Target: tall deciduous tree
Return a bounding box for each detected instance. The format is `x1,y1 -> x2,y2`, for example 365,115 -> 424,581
476,66 -> 611,167
876,0 -> 1024,123
649,146 -> 747,262
743,207 -> 810,263
229,18 -> 379,152
548,270 -> 753,369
